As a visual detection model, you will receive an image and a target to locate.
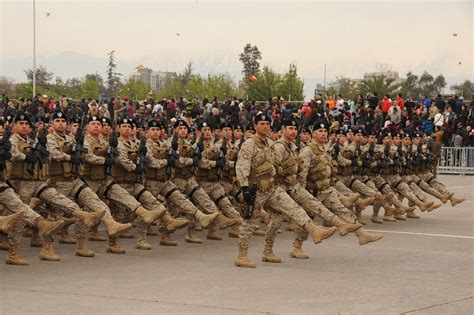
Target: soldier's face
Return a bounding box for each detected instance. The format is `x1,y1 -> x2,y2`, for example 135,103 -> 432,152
70,123 -> 79,136
383,137 -> 391,144
403,138 -> 411,146
313,129 -> 328,143
148,127 -> 161,141
102,124 -> 111,135
338,135 -> 347,145
301,132 -> 311,143
255,121 -> 270,137
234,129 -> 242,140
414,137 -> 421,145
14,121 -> 31,137
118,124 -> 132,138
368,135 -> 376,144
354,134 -> 362,143
177,126 -> 188,139
202,127 -> 213,140
87,121 -> 102,137
52,118 -> 67,134
283,126 -> 297,141
393,137 -> 401,145
222,127 -> 232,140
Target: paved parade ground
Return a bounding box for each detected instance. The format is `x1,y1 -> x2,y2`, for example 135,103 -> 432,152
1,175 -> 473,315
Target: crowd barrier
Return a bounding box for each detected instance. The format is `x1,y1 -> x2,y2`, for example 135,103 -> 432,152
438,147 -> 474,175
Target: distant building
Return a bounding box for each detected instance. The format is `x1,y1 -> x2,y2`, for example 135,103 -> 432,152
131,65 -> 177,91
314,83 -> 325,98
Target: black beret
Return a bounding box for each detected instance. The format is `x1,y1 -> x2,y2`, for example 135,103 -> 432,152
174,119 -> 189,129
414,132 -> 422,138
198,120 -> 213,131
117,118 -> 133,126
314,122 -> 328,131
51,111 -> 67,121
88,115 -> 102,125
14,112 -> 32,125
221,121 -> 232,129
281,118 -> 298,128
246,126 -> 255,132
147,120 -> 162,129
101,117 -> 111,125
254,113 -> 271,123
70,116 -> 82,125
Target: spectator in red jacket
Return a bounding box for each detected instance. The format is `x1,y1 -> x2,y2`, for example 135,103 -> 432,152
381,94 -> 392,120
396,93 -> 405,110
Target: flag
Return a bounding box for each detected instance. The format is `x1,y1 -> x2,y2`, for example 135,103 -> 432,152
246,75 -> 257,81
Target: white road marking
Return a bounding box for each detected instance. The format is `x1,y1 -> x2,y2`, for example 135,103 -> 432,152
367,229 -> 474,239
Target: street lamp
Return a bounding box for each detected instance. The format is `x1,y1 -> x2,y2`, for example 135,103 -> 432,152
32,0 -> 36,98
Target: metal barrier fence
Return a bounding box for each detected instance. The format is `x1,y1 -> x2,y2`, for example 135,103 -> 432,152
438,147 -> 474,175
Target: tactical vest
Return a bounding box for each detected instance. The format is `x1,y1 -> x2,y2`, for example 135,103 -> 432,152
111,140 -> 138,183
194,142 -> 220,181
272,140 -> 299,187
222,142 -> 238,181
10,137 -> 48,181
306,142 -> 332,191
49,135 -> 79,183
83,137 -> 107,180
247,135 -> 276,192
174,140 -> 194,178
145,140 -> 168,181
337,144 -> 354,176
0,162 -> 11,181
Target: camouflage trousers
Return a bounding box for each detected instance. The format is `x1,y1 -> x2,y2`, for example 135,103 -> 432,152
337,175 -> 380,198
172,177 -> 219,214
418,172 -> 451,195
317,187 -> 358,224
382,174 -> 421,204
197,181 -> 242,221
411,174 -> 447,200
371,174 -> 404,209
0,183 -> 41,225
333,179 -> 354,196
400,175 -> 429,202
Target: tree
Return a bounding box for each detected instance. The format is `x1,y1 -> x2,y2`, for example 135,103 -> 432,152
24,65 -> 53,86
105,50 -> 122,97
119,78 -> 151,100
399,71 -> 420,97
357,75 -> 400,98
418,71 -> 435,97
179,61 -> 194,86
326,76 -> 357,100
451,80 -> 473,98
433,74 -> 447,94
246,66 -> 282,100
279,63 -> 305,101
0,76 -> 16,97
156,77 -> 185,100
80,79 -> 100,100
239,43 -> 262,76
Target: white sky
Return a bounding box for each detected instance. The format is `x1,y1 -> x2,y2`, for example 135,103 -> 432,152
1,0 -> 472,98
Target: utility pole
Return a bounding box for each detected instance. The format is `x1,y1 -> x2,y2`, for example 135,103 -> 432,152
32,0 -> 36,98
323,64 -> 326,94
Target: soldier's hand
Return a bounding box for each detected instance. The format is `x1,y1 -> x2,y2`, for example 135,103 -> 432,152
134,164 -> 145,175
241,186 -> 255,206
25,152 -> 37,164
351,159 -> 358,167
167,155 -> 175,167
70,154 -> 81,165
192,155 -> 200,167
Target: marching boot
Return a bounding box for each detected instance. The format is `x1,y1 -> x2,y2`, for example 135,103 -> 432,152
356,197 -> 374,210
134,206 -> 164,225
0,211 -> 25,233
304,221 -> 337,244
340,193 -> 360,209
383,207 -> 397,222
135,220 -> 151,250
146,226 -> 158,236
450,194 -> 465,207
207,223 -> 223,241
194,211 -> 219,229
159,227 -> 177,246
262,240 -> 282,263
289,239 -> 309,259
426,201 -> 442,212
6,243 -> 29,265
106,237 -> 126,254
400,204 -> 417,213
0,239 -> 9,250
330,216 -> 362,236
185,226 -> 202,244
34,217 -> 65,239
39,240 -> 60,261
57,218 -> 77,244
234,242 -> 256,268
88,224 -> 107,241
161,213 -> 189,233
259,208 -> 270,224
104,217 -> 132,238
75,238 -> 95,257
228,225 -> 239,238
135,238 -> 152,250
74,209 -> 106,230
371,208 -> 383,224
355,228 -> 383,245
216,213 -> 239,230
355,207 -> 367,225
417,200 -> 434,212
253,226 -> 266,236
30,229 -> 43,247
406,210 -> 421,219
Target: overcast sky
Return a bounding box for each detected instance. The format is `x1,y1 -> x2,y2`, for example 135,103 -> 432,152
1,0 -> 472,99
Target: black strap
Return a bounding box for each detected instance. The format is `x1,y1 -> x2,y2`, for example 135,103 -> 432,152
188,186 -> 200,199
165,188 -> 178,199
427,176 -> 436,185
416,179 -> 422,186
35,185 -> 50,199
135,187 -> 148,202
394,180 -> 403,189
103,182 -> 116,198
311,189 -> 318,197
214,194 -> 226,205
0,186 -> 10,194
378,183 -> 388,192
74,184 -> 88,201
348,178 -> 357,189
363,178 -> 371,184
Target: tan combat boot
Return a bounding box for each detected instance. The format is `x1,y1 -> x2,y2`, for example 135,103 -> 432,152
356,196 -> 374,210
76,238 -> 95,257
74,209 -> 106,230
207,223 -> 223,241
304,221 -> 337,244
262,241 -> 282,263
58,218 -> 77,244
426,201 -> 442,212
104,217 -> 132,238
355,207 -> 367,225
0,239 -> 9,250
383,209 -> 397,222
88,223 -> 107,241
30,229 -> 43,247
146,226 -> 158,236
330,216 -> 362,236
134,206 -> 164,225
135,237 -> 152,250
185,226 -> 202,244
216,213 -> 239,230
228,225 -> 239,238
106,237 -> 126,254
6,244 -> 29,265
371,208 -> 383,224
159,228 -> 178,246
259,208 -> 270,224
0,211 -> 25,233
417,200 -> 434,212
234,243 -> 256,268
39,241 -> 60,261
340,193 -> 360,209
355,228 -> 383,245
253,227 -> 266,236
289,239 -> 309,259
406,210 -> 420,219
161,213 -> 189,233
194,211 -> 219,229
450,194 -> 465,207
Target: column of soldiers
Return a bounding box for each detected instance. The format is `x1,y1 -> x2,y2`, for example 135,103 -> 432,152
0,111 -> 465,267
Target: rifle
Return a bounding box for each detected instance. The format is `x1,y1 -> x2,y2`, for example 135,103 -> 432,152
380,143 -> 390,173
105,121 -> 118,176
0,125 -> 12,170
393,143 -> 402,173
216,138 -> 227,178
135,132 -> 147,183
426,142 -> 433,168
192,136 -> 205,169
331,141 -> 340,162
166,134 -> 179,177
362,143 -> 374,173
239,185 -> 257,220
26,128 -> 49,174
71,115 -> 87,175
295,134 -> 302,153
353,143 -> 361,172
405,145 -> 413,174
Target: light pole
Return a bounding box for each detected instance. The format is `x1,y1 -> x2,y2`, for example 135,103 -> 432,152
32,0 -> 36,98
